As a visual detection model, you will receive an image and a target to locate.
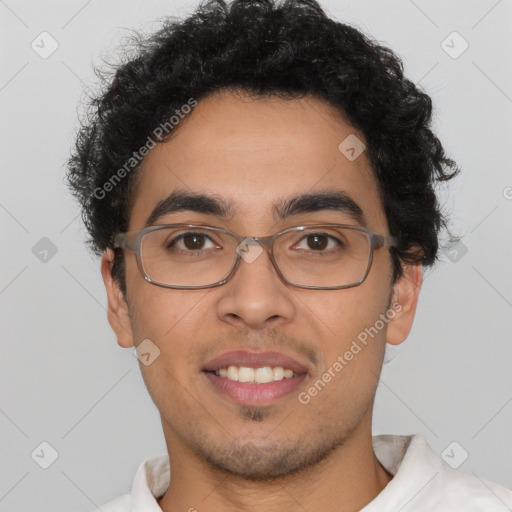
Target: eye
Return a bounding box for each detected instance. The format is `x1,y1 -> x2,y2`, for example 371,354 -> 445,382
294,233 -> 341,252
168,232 -> 218,251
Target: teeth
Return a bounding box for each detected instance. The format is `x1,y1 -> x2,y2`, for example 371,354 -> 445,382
273,366 -> 284,381
227,366 -> 239,381
214,365 -> 297,383
238,367 -> 254,383
256,366 -> 274,383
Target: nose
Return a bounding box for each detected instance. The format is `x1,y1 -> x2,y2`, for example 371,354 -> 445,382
215,242 -> 296,330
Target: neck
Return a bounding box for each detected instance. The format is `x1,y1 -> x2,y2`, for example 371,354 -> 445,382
157,417 -> 393,512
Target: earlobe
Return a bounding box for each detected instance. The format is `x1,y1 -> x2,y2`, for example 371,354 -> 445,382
100,249 -> 135,348
385,263 -> 423,346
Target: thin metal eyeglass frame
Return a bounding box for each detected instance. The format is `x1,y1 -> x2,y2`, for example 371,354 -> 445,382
112,223 -> 398,290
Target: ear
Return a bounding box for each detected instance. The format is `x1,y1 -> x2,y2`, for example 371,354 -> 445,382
385,262 -> 423,346
100,248 -> 135,348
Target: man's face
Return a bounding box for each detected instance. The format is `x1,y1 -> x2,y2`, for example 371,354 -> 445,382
108,90 -> 406,479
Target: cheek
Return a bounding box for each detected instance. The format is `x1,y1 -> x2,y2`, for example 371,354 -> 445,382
298,290 -> 390,419
127,262 -> 209,336
128,283 -> 209,375
301,283 -> 391,346
131,291 -> 209,414
297,269 -> 393,393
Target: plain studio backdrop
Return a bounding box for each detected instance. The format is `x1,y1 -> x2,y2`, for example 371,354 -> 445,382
1,0 -> 511,510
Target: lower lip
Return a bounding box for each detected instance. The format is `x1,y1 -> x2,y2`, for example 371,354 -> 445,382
203,371 -> 307,406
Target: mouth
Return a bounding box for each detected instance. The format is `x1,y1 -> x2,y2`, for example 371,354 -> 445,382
202,350 -> 309,406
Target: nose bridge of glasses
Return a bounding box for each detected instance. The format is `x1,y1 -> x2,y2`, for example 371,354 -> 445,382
227,233 -> 287,289
248,234 -> 275,250
232,234 -> 276,267
228,230 -> 275,254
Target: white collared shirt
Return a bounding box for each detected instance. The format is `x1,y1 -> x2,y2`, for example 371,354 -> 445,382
93,434 -> 512,511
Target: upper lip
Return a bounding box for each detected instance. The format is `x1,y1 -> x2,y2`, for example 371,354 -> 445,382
202,350 -> 310,374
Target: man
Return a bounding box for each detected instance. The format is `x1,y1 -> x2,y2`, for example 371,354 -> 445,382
66,0 -> 512,510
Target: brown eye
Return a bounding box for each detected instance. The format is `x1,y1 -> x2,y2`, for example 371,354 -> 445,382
306,234 -> 328,250
167,233 -> 215,251
182,234 -> 206,250
292,232 -> 343,253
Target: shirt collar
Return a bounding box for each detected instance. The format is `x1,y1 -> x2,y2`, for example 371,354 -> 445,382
131,453 -> 170,511
361,434 -> 442,511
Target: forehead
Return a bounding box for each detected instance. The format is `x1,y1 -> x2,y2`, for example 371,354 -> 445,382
128,90 -> 387,232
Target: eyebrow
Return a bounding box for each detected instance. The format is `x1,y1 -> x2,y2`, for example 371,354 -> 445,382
144,189 -> 366,227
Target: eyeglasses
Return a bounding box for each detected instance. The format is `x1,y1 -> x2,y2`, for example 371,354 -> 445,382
113,223 -> 397,290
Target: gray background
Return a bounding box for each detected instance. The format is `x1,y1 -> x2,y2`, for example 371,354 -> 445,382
1,0 -> 511,510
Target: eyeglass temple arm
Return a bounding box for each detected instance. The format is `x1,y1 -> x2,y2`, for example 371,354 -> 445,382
378,234 -> 398,248
112,232 -> 137,252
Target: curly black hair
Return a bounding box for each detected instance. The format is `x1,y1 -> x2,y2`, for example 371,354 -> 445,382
66,0 -> 459,298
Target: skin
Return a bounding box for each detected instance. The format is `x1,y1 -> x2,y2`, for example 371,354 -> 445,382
101,89 -> 422,512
